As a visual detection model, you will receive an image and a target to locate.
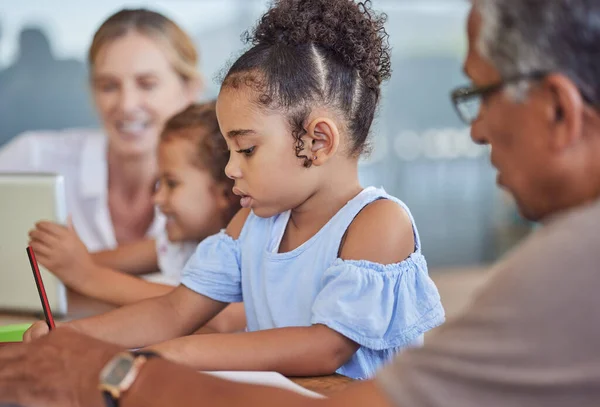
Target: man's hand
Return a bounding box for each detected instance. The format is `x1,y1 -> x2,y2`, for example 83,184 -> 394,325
28,220 -> 97,288
0,329 -> 121,407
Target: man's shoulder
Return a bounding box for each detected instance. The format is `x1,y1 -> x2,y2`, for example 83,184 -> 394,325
481,199 -> 600,317
375,201 -> 600,407
513,199 -> 600,270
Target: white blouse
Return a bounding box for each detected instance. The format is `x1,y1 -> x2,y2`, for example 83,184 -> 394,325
0,129 -> 165,252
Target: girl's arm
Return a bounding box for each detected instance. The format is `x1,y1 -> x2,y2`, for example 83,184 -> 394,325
69,265 -> 245,333
91,239 -> 159,275
195,302 -> 247,334
67,285 -> 227,348
85,249 -> 247,332
147,325 -> 359,376
29,222 -> 170,305
74,264 -> 174,305
148,200 -> 415,376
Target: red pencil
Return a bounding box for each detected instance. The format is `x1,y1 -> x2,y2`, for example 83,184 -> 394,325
26,246 -> 56,330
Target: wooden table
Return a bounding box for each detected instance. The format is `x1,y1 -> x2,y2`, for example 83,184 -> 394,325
290,375 -> 355,396
0,290 -> 354,396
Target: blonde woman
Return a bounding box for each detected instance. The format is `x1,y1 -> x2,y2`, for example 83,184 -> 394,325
0,9 -> 202,257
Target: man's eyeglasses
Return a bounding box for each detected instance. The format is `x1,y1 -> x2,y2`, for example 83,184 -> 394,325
450,71 -> 548,125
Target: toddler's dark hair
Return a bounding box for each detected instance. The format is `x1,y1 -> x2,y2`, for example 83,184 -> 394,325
161,102 -> 240,223
222,0 -> 391,166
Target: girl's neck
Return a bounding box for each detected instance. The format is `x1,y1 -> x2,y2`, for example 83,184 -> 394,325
107,148 -> 157,200
288,161 -> 362,233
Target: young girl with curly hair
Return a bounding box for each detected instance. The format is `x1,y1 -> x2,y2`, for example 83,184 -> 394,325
25,0 -> 444,380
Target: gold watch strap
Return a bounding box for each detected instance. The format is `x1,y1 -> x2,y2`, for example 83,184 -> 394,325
99,351 -> 158,406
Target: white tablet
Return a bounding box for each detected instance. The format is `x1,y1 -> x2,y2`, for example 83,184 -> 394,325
0,173 -> 67,315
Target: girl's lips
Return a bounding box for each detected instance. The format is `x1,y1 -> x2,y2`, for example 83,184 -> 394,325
240,196 -> 253,208
232,187 -> 253,208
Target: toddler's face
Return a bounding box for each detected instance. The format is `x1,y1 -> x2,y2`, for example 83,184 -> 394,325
154,137 -> 226,242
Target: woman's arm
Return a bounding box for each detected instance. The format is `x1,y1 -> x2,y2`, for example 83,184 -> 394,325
91,239 -> 159,275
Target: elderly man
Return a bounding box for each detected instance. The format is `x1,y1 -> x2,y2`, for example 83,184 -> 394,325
2,1 -> 600,406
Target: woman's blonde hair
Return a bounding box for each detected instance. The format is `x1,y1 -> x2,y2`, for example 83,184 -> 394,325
88,8 -> 200,82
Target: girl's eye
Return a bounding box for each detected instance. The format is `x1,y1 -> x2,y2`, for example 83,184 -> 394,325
236,146 -> 256,157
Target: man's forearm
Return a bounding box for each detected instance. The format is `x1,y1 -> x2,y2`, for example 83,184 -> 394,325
121,358 -> 322,407
0,328 -> 394,407
118,358 -> 392,407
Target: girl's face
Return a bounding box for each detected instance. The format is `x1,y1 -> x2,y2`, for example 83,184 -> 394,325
154,137 -> 229,242
92,32 -> 198,159
216,87 -> 320,218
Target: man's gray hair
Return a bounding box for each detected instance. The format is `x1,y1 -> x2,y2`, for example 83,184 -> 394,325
476,0 -> 600,102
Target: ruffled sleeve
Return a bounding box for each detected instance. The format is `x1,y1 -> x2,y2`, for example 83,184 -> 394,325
311,253 -> 445,350
180,231 -> 242,303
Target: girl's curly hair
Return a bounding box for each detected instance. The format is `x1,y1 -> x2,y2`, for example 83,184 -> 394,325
222,0 -> 391,164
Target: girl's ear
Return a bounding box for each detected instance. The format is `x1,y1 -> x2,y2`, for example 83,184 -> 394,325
301,117 -> 341,166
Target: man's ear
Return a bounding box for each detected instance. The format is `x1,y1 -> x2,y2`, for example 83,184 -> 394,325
543,73 -> 584,152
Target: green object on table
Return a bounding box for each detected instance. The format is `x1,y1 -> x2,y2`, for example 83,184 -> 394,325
0,323 -> 32,342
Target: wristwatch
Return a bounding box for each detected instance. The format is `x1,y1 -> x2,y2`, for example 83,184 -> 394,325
99,350 -> 160,407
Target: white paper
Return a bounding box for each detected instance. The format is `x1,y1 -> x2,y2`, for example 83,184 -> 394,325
141,272 -> 179,286
203,371 -> 324,399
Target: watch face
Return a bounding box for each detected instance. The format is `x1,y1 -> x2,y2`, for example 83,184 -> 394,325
104,357 -> 134,387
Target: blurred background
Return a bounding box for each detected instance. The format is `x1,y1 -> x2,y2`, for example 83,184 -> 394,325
0,0 -> 532,301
